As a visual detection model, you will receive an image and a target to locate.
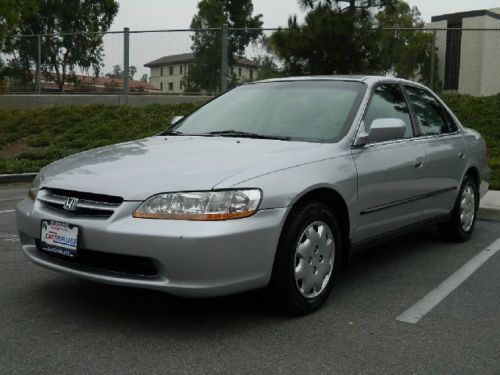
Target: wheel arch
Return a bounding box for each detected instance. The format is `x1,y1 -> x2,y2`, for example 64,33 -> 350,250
283,186 -> 351,268
464,166 -> 480,189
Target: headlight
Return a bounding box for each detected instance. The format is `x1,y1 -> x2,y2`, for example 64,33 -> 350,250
28,174 -> 42,200
133,189 -> 262,220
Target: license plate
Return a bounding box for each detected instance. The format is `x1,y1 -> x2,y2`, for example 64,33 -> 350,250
40,220 -> 79,258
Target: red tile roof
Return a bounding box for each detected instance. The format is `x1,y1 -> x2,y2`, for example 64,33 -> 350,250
144,52 -> 259,68
35,70 -> 159,92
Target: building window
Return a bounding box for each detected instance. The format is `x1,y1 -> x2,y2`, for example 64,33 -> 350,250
160,67 -> 163,76
169,66 -> 174,75
180,65 -> 183,74
160,82 -> 163,91
168,82 -> 173,91
238,68 -> 242,77
180,81 -> 184,90
250,69 -> 253,80
444,21 -> 462,90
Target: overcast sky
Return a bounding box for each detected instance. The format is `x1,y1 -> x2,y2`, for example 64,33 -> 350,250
103,0 -> 500,79
111,0 -> 500,30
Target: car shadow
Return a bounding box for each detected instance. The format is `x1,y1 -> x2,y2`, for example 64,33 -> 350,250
31,225 -> 447,328
33,274 -> 285,333
347,225 -> 442,272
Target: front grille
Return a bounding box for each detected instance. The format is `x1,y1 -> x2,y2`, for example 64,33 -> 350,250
38,188 -> 123,218
36,240 -> 159,278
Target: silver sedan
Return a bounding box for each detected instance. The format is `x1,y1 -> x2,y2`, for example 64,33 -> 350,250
16,76 -> 490,314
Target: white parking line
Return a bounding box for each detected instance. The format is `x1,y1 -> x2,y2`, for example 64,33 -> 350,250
0,210 -> 15,214
397,238 -> 500,324
0,197 -> 25,203
0,233 -> 19,242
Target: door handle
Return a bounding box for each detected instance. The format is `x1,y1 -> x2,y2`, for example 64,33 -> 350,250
414,157 -> 424,168
459,151 -> 465,159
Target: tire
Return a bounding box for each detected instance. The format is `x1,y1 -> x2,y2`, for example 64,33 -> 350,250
269,201 -> 341,315
439,175 -> 479,242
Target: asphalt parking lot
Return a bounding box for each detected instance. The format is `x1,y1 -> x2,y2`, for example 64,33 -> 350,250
1,183 -> 499,374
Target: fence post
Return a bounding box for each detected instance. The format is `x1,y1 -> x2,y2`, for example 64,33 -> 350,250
36,34 -> 41,94
430,30 -> 436,90
220,24 -> 229,93
123,27 -> 130,97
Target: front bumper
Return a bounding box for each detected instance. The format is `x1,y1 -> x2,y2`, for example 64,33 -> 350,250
16,197 -> 287,297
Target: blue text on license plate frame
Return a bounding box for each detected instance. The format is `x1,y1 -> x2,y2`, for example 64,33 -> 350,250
40,220 -> 80,258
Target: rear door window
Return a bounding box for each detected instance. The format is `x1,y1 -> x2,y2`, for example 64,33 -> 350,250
404,85 -> 452,136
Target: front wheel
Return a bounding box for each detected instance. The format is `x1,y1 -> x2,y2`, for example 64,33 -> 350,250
439,176 -> 479,242
269,202 -> 341,315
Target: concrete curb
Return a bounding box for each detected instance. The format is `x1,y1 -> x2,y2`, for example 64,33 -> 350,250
0,173 -> 37,184
478,207 -> 500,222
478,190 -> 500,222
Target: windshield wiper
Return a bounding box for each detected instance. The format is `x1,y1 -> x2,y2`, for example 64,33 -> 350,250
162,130 -> 186,136
205,130 -> 290,141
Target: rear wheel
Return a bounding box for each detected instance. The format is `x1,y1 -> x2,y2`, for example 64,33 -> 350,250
439,176 -> 479,242
269,202 -> 341,315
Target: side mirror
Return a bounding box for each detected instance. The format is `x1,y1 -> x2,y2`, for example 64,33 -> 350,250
354,118 -> 406,146
171,115 -> 184,126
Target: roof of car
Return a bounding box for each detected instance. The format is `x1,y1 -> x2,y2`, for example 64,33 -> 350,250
257,75 -> 410,85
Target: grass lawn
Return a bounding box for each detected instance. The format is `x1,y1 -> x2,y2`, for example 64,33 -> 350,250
0,103 -> 199,175
442,94 -> 500,190
0,95 -> 498,190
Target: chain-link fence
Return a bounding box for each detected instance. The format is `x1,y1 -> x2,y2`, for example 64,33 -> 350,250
1,27 -> 500,96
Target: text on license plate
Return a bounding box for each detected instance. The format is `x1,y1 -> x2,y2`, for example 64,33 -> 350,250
40,220 -> 79,257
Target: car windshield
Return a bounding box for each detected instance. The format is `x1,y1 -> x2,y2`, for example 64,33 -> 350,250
168,80 -> 366,142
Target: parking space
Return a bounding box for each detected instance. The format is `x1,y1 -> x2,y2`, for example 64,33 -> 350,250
0,183 -> 499,374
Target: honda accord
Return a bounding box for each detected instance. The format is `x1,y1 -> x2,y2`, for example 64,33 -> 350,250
16,76 -> 490,314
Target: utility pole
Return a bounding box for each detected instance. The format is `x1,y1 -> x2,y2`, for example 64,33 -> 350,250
123,27 -> 130,97
220,24 -> 229,92
36,34 -> 42,94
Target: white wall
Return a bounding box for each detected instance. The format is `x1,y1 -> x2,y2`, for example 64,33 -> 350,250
432,20 -> 448,89
458,16 -> 486,96
149,64 -> 188,94
230,66 -> 257,82
431,13 -> 500,96
479,15 -> 500,96
149,63 -> 258,93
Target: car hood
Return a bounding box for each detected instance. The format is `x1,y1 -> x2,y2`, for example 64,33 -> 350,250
40,136 -> 320,200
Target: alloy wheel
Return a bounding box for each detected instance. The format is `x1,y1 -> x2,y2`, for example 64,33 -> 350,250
460,184 -> 476,232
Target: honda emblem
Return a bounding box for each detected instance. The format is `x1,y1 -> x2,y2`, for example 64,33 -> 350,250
63,197 -> 79,211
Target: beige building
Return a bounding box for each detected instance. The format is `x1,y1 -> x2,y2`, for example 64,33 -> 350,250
144,52 -> 259,94
430,8 -> 500,96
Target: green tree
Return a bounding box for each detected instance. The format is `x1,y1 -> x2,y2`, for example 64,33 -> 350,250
299,0 -> 394,11
0,0 -> 19,82
105,64 -> 122,79
0,0 -> 19,46
187,0 -> 263,92
255,55 -> 283,80
105,64 -> 137,80
269,0 -> 436,86
375,0 -> 439,87
2,0 -> 118,91
269,3 -> 381,75
129,65 -> 137,80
